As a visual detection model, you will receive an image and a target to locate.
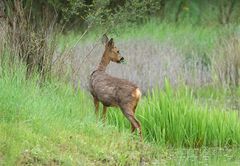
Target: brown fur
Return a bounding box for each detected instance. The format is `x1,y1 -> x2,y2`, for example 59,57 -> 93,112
89,35 -> 142,139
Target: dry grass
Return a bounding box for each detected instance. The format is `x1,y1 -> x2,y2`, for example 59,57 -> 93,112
1,1 -> 239,94
59,38 -> 212,93
213,35 -> 240,87
1,1 -> 238,93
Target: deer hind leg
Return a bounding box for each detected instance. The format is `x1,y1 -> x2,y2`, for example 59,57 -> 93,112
128,114 -> 142,140
131,106 -> 138,133
131,123 -> 136,133
121,107 -> 142,139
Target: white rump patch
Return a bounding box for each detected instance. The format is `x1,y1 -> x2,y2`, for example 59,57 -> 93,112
132,88 -> 141,98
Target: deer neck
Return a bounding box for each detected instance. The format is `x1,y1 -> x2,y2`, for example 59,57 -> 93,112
97,52 -> 110,72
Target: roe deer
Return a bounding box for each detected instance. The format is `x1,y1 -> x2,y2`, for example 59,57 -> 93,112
89,34 -> 142,139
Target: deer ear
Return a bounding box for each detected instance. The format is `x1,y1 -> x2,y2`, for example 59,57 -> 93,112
108,38 -> 114,47
102,34 -> 109,45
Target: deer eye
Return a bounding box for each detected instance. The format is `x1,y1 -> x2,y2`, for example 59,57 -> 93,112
117,50 -> 120,54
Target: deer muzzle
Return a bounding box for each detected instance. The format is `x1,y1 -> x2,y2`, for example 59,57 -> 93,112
119,57 -> 125,64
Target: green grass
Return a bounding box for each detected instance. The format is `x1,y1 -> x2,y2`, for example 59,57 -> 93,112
0,60 -> 240,164
107,80 -> 240,147
58,20 -> 231,56
2,21 -> 240,164
0,63 -> 156,165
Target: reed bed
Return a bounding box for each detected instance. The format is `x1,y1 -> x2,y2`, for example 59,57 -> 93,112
107,80 -> 240,147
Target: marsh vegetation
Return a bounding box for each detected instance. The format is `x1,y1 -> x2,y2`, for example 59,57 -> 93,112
0,0 -> 240,165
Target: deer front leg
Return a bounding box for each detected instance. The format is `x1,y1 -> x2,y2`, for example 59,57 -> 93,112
93,97 -> 99,117
103,105 -> 108,124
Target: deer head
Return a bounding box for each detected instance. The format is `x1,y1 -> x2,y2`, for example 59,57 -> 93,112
102,34 -> 125,64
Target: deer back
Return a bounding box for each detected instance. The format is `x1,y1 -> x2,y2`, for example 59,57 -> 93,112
90,70 -> 139,107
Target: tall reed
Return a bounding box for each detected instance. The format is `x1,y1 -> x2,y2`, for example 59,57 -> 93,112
107,80 -> 240,147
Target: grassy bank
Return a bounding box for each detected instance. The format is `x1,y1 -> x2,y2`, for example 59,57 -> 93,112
1,18 -> 240,164
0,64 -> 156,165
0,59 -> 240,164
2,0 -> 240,164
